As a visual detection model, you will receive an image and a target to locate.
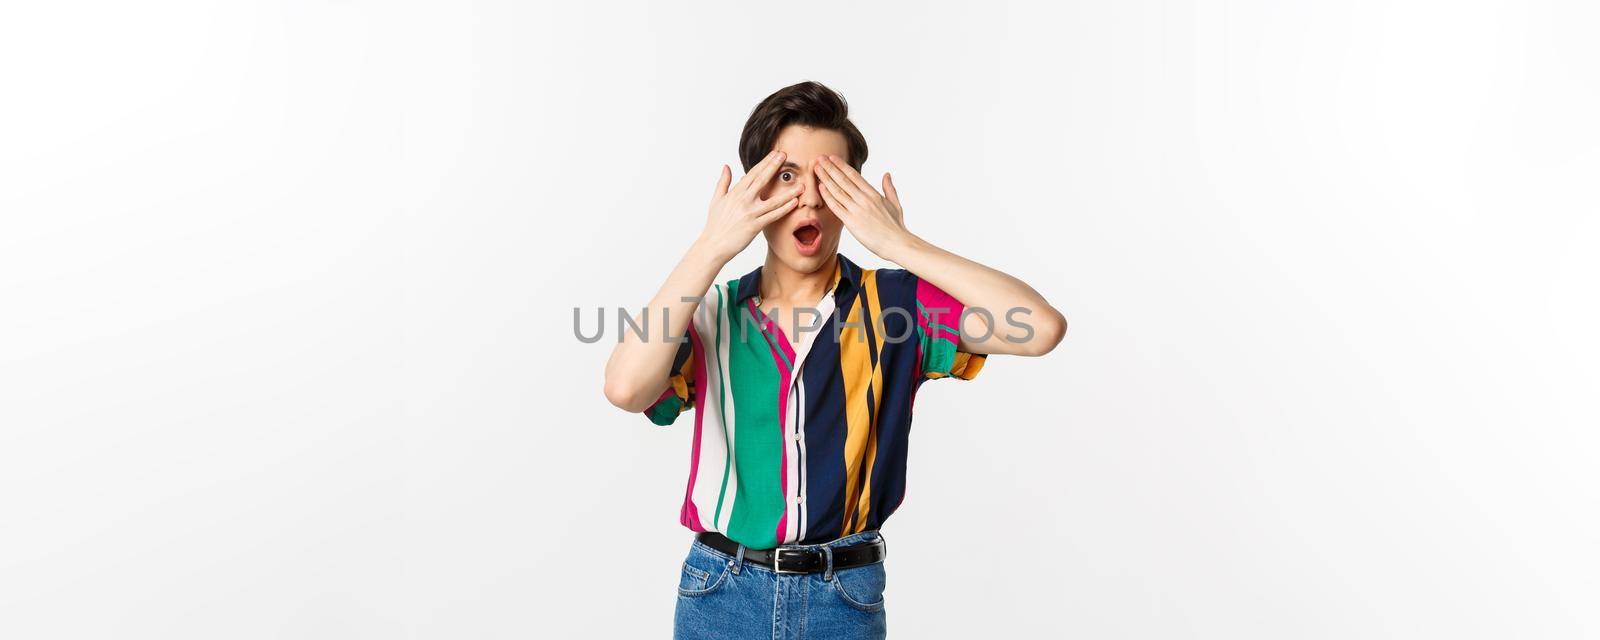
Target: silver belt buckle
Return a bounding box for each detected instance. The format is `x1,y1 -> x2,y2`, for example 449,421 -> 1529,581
771,546 -> 805,574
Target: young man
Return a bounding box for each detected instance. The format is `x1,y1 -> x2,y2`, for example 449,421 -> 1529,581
603,81 -> 1066,639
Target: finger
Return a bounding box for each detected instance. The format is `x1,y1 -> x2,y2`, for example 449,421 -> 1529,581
812,156 -> 849,197
714,165 -> 731,197
828,155 -> 879,197
758,182 -> 803,213
739,150 -> 787,194
762,177 -> 804,205
817,178 -> 851,218
815,166 -> 852,210
881,172 -> 900,210
732,150 -> 781,192
755,196 -> 800,224
816,156 -> 868,203
731,150 -> 774,192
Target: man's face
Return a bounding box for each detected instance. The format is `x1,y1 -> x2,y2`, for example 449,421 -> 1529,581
758,124 -> 850,276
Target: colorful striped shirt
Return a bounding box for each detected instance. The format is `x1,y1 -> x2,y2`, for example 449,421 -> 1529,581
644,253 -> 985,549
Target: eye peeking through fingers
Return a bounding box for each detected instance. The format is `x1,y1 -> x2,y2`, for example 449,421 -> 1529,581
779,170 -> 795,182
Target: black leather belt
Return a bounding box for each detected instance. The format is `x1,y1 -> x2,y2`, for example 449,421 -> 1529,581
695,531 -> 886,574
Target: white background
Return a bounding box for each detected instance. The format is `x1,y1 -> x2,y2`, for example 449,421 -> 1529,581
3,1 -> 1597,638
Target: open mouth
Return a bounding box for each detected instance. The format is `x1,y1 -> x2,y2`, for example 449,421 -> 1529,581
793,221 -> 821,255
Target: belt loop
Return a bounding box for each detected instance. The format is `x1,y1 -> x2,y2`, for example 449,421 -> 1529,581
731,542 -> 746,575
822,545 -> 835,581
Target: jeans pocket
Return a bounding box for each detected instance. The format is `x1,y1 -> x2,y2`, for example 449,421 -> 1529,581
677,543 -> 732,598
829,561 -> 886,612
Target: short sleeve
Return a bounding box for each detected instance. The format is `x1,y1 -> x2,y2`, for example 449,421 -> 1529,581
913,277 -> 986,381
643,326 -> 697,426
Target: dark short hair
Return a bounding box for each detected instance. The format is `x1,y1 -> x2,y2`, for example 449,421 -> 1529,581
739,81 -> 869,172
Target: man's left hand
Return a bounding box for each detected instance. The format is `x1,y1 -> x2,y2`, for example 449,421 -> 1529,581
813,154 -> 916,261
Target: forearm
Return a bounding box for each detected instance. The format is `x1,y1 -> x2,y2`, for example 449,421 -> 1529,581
602,237 -> 728,411
882,233 -> 1066,356
603,152 -> 802,411
806,155 -> 1065,355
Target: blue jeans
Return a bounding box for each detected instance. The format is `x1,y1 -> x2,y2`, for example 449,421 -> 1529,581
673,530 -> 888,639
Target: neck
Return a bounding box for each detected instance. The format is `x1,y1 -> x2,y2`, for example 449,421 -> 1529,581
760,252 -> 838,305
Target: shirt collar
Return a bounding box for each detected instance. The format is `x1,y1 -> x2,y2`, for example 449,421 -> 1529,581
734,253 -> 860,306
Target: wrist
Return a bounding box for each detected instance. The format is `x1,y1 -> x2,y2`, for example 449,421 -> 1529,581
688,233 -> 736,268
880,230 -> 929,265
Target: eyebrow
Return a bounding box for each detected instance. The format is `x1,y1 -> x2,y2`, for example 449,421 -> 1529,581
778,161 -> 802,171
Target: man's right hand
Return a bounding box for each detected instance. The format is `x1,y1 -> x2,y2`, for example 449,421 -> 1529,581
604,150 -> 801,413
696,150 -> 804,262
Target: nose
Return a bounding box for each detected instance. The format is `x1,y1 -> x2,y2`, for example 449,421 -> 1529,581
799,169 -> 825,210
